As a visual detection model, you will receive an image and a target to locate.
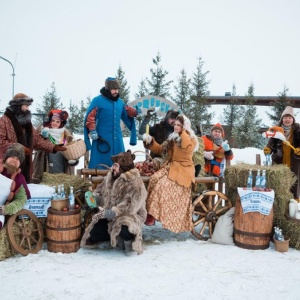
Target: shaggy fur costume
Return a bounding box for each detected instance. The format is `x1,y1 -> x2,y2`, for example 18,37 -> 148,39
81,168 -> 147,254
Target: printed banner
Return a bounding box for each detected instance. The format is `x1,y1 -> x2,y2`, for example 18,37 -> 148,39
238,187 -> 274,215
23,197 -> 51,218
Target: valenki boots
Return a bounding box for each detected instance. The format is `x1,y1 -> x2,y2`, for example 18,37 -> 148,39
124,240 -> 136,256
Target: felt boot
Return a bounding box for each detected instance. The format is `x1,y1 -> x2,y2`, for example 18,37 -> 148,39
124,240 -> 136,257
115,236 -> 125,250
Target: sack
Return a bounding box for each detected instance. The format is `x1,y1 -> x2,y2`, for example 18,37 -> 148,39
62,139 -> 86,161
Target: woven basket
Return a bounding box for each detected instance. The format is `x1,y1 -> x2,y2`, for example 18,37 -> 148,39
62,139 -> 86,161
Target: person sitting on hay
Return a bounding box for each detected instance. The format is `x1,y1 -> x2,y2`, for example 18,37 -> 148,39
263,106 -> 300,199
32,109 -> 78,183
0,143 -> 30,229
81,150 -> 147,256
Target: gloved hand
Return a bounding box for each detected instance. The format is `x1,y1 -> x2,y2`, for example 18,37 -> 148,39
89,130 -> 98,140
23,146 -> 31,155
142,133 -> 153,144
204,151 -> 214,160
134,105 -> 142,116
263,146 -> 271,155
92,206 -> 116,222
222,141 -> 230,152
125,106 -> 137,117
295,148 -> 300,156
41,127 -> 50,138
0,205 -> 5,215
53,145 -> 67,152
146,108 -> 156,118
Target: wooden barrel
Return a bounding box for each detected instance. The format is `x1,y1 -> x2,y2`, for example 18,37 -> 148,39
234,195 -> 274,250
46,208 -> 81,253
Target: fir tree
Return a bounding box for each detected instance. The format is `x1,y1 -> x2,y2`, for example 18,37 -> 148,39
266,85 -> 293,125
116,65 -> 130,104
172,69 -> 192,116
190,57 -> 213,132
220,84 -> 242,147
232,84 -> 263,148
135,78 -> 149,98
146,52 -> 173,98
34,82 -> 64,127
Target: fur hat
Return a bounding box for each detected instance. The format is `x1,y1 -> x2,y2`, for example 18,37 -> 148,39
3,143 -> 25,164
280,106 -> 295,124
9,93 -> 33,106
111,150 -> 135,172
105,77 -> 120,90
211,123 -> 225,137
44,109 -> 69,128
165,110 -> 179,121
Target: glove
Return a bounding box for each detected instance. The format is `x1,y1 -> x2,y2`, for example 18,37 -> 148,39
92,206 -> 116,222
125,106 -> 137,117
53,145 -> 67,152
134,105 -> 142,116
295,148 -> 300,156
23,146 -> 31,155
41,127 -> 50,138
222,141 -> 230,152
204,151 -> 214,160
263,146 -> 271,155
142,133 -> 153,144
146,108 -> 156,118
0,205 -> 5,215
89,130 -> 98,140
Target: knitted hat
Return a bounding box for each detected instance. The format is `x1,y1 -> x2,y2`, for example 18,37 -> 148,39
211,123 -> 225,137
105,77 -> 120,90
280,106 -> 295,124
9,93 -> 33,106
3,143 -> 25,164
111,150 -> 136,172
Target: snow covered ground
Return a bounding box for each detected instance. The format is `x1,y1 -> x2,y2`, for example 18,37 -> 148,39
1,137 -> 300,300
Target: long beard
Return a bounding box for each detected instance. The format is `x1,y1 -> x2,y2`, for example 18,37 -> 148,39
4,161 -> 19,174
13,108 -> 32,126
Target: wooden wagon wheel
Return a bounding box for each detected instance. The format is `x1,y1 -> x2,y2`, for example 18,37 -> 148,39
7,209 -> 44,256
191,190 -> 232,240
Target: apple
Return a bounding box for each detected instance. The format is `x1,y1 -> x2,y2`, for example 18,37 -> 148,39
75,204 -> 80,209
62,207 -> 69,211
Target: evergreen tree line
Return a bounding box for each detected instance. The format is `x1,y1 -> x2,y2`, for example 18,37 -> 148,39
33,52 -> 295,149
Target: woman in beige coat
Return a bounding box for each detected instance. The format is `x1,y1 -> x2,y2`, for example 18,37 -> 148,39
142,115 -> 198,233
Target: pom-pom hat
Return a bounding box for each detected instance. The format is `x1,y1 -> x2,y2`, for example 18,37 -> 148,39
211,123 -> 225,137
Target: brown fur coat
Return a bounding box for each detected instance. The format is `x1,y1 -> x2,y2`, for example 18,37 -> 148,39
81,168 -> 147,254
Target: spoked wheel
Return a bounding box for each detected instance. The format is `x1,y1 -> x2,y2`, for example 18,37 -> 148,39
191,190 -> 232,240
7,209 -> 44,256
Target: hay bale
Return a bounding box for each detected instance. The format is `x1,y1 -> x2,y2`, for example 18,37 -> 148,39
224,163 -> 300,249
41,172 -> 91,194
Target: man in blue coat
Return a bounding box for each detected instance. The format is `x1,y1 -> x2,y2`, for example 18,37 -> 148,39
84,77 -> 137,169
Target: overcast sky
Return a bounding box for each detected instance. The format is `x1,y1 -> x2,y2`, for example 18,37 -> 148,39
1,0 -> 299,118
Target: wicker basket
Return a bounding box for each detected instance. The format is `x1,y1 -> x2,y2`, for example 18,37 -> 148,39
62,139 -> 86,161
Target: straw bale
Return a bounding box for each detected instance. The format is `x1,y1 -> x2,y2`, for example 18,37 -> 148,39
41,172 -> 91,193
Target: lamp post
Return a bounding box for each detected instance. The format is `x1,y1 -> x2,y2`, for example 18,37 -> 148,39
0,55 -> 15,98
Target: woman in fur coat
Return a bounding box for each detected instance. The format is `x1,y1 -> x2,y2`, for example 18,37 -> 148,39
142,114 -> 198,233
81,150 -> 147,256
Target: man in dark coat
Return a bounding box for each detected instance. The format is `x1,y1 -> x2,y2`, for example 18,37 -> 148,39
81,150 -> 147,256
0,93 -> 66,183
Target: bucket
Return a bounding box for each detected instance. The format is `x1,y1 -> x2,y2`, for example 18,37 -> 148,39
234,195 -> 274,250
46,208 -> 81,253
274,236 -> 290,252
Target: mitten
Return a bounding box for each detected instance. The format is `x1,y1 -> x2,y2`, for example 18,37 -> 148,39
0,205 -> 5,215
204,151 -> 214,160
23,146 -> 31,156
134,105 -> 142,116
142,133 -> 153,144
294,148 -> 300,156
125,106 -> 137,118
146,108 -> 156,118
89,130 -> 98,140
263,146 -> 271,155
41,127 -> 50,138
53,145 -> 67,152
92,206 -> 105,222
222,141 -> 230,152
